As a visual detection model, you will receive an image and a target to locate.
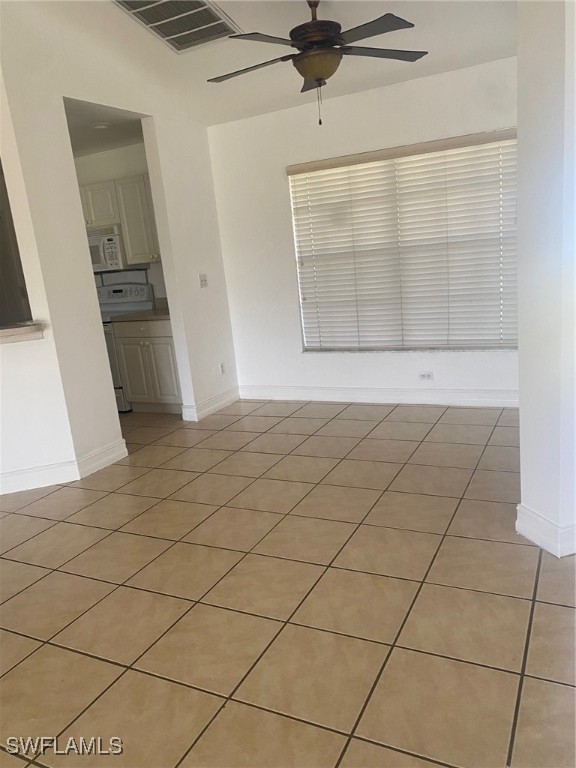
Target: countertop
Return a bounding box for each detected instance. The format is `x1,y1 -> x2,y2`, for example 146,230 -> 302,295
111,310 -> 170,322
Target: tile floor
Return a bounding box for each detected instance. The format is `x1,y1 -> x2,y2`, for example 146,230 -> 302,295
0,401 -> 574,768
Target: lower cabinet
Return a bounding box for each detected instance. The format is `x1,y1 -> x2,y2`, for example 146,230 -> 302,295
115,322 -> 181,405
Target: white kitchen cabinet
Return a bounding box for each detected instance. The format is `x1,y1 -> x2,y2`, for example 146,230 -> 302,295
115,321 -> 180,406
116,175 -> 159,266
81,181 -> 119,227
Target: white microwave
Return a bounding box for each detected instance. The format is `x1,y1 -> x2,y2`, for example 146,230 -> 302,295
88,225 -> 125,272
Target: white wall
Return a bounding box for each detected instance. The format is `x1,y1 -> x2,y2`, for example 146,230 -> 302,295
209,58 -> 519,406
0,1 -> 238,491
515,1 -> 575,556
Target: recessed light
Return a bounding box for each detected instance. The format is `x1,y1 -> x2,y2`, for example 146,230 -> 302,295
92,122 -> 112,130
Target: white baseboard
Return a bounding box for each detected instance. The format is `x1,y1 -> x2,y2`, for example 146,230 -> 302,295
237,385 -> 519,408
182,386 -> 239,422
516,503 -> 576,557
76,438 -> 128,478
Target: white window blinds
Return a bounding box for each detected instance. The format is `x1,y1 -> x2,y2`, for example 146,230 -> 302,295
288,135 -> 517,351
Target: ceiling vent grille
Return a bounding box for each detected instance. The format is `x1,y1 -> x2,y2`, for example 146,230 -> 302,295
114,0 -> 241,52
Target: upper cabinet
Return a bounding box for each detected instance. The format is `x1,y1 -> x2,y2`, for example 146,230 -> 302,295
80,174 -> 160,265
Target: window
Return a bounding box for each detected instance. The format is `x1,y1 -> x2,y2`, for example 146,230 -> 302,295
288,132 -> 517,351
0,159 -> 32,328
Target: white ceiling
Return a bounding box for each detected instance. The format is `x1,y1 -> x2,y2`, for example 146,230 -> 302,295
64,98 -> 145,157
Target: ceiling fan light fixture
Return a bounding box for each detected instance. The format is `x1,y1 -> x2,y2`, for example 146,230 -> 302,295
293,49 -> 342,82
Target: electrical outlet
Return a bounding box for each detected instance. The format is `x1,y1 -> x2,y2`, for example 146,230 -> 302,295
199,273 -> 208,288
419,371 -> 434,381
219,363 -> 225,376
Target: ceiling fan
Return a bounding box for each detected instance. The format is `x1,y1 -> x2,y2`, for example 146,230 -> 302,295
207,0 -> 428,93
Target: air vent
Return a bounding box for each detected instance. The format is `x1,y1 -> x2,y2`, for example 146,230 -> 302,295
114,0 -> 241,52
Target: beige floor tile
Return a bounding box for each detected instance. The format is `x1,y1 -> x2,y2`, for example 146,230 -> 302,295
122,426 -> 176,444
120,412 -> 171,427
69,465 -> 150,492
427,537 -> 539,598
194,431 -> 260,451
15,487 -> 108,521
66,493 -> 159,530
292,403 -> 348,419
511,677 -> 576,768
204,554 -> 323,620
390,464 -> 473,497
386,405 -> 446,423
357,648 -> 518,768
0,572 -> 114,640
489,426 -> 520,447
0,514 -> 56,555
337,404 -> 396,421
180,701 -> 346,768
0,746 -> 29,767
191,414 -> 242,430
54,586 -> 188,664
120,499 -> 217,540
537,553 -> 576,607
160,447 -> 232,472
116,468 -> 196,498
0,645 -> 121,745
478,445 -> 521,472
128,542 -> 243,599
365,491 -> 457,534
209,451 -> 283,478
0,559 -> 48,603
0,485 -> 60,513
322,460 -> 402,491
228,415 -> 284,432
269,417 -> 330,435
62,531 -> 171,583
526,602 -> 576,685
236,624 -> 387,731
424,423 -> 493,445
316,419 -> 380,438
368,421 -> 433,441
251,402 -> 307,417
116,444 -> 187,467
6,523 -> 109,569
253,516 -> 355,565
408,441 -> 483,469
183,507 -> 281,551
399,583 -> 530,671
124,442 -> 141,454
171,473 -> 253,506
0,629 -> 41,675
448,498 -> 532,545
334,526 -> 441,580
137,603 -> 281,694
228,479 -> 314,514
439,407 -> 502,426
263,455 -> 339,483
348,439 -> 419,463
291,484 -> 381,523
217,401 -> 266,416
154,428 -> 216,447
293,568 -> 418,643
340,740 -> 438,767
292,435 -> 361,459
465,469 -> 521,503
240,432 -> 308,453
48,670 -> 222,768
498,409 -> 520,427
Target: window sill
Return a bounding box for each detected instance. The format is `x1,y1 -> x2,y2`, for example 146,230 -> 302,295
0,322 -> 44,344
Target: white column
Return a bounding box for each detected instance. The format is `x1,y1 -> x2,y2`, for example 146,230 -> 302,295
516,1 -> 576,556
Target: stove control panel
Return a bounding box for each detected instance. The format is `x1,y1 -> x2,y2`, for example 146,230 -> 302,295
97,284 -> 153,304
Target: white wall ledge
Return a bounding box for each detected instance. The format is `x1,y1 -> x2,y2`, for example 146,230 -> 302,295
0,323 -> 44,344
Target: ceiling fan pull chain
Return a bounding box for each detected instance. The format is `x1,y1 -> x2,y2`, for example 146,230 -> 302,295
317,83 -> 323,126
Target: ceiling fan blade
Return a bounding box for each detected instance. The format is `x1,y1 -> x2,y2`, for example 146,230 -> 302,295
208,54 -> 295,83
340,13 -> 414,45
229,32 -> 293,47
301,78 -> 327,93
341,46 -> 428,62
